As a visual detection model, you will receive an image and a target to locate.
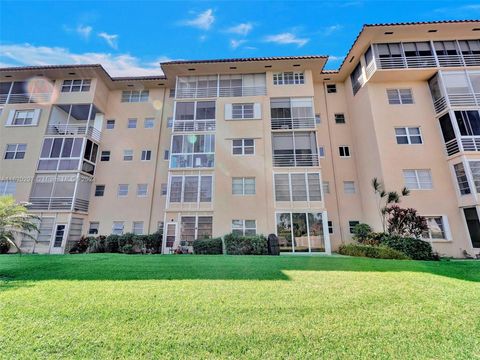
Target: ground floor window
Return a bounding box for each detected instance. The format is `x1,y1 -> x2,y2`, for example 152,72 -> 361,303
232,220 -> 256,236
276,212 -> 325,253
422,216 -> 447,240
180,216 -> 213,245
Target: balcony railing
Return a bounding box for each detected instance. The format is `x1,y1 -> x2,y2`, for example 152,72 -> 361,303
0,92 -> 52,105
445,138 -> 460,156
170,154 -> 215,169
273,153 -> 319,167
46,124 -> 101,142
173,120 -> 216,132
271,117 -> 316,130
444,137 -> 480,156
433,92 -> 480,114
372,53 -> 480,72
28,197 -> 89,212
176,86 -> 266,99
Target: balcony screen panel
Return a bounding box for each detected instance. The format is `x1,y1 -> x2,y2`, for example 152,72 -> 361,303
364,47 -> 373,64
51,138 -> 63,158
454,163 -> 471,195
291,174 -> 307,201
183,176 -> 199,202
272,133 -> 294,156
377,43 -> 402,57
175,102 -> 195,120
443,72 -> 470,95
197,217 -> 213,238
196,101 -> 215,120
469,161 -> 480,192
200,176 -> 212,202
291,98 -> 314,120
271,98 -> 291,119
274,174 -> 290,201
294,132 -> 317,154
31,176 -> 55,197
439,114 -> 456,143
181,217 -> 196,243
428,74 -> 443,101
52,179 -> 76,197
172,136 -> 183,153
307,173 -> 322,201
455,111 -> 480,136
459,40 -> 480,54
0,82 -> 11,95
169,177 -> 183,202
434,41 -> 458,55
468,72 -> 480,93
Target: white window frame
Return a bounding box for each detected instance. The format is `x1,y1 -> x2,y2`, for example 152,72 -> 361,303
232,139 -> 255,155
168,175 -> 213,204
422,216 -> 451,241
132,221 -> 144,235
339,146 -> 350,158
141,150 -> 152,161
118,184 -> 129,197
123,149 -> 133,161
170,134 -> 215,169
232,219 -> 257,236
100,151 -> 110,161
334,113 -> 346,124
0,180 -> 16,196
232,103 -> 254,119
273,172 -> 322,202
137,184 -> 148,197
232,177 -> 256,195
112,221 -> 125,235
106,119 -> 115,129
4,143 -> 26,160
387,89 -> 414,104
6,109 -> 41,127
403,169 -> 433,190
94,185 -> 105,197
127,118 -> 137,129
343,181 -> 356,194
88,222 -> 99,235
144,118 -> 155,128
61,79 -> 91,92
273,72 -> 305,85
395,127 -> 423,145
121,90 -> 149,103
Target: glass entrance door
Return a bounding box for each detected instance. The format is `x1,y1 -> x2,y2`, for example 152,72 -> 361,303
464,207 -> 480,248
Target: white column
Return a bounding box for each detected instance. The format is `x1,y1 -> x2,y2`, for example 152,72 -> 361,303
322,210 -> 332,255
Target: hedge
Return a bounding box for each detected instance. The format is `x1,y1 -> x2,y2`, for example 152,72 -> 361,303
192,237 -> 223,255
379,235 -> 436,260
224,233 -> 268,255
338,243 -> 410,260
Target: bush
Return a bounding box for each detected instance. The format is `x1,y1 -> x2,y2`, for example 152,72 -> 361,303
0,238 -> 11,254
86,236 -> 106,253
121,244 -> 135,254
224,233 -> 268,255
352,223 -> 373,243
143,231 -> 162,254
338,243 -> 410,260
193,237 -> 223,254
379,235 -> 436,260
105,234 -> 120,253
69,236 -> 90,254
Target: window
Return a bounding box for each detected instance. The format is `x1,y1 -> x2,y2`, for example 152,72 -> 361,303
272,131 -> 318,167
132,221 -> 144,235
349,221 -> 360,234
161,183 -> 167,195
334,113 -> 345,124
276,212 -> 325,252
454,163 -> 471,195
164,150 -> 169,160
100,151 -> 110,161
4,144 -> 26,159
112,221 -> 124,235
270,97 -> 315,129
339,146 -> 350,157
61,79 -> 91,92
318,146 -> 325,157
0,181 -> 16,196
469,161 -> 480,192
326,84 -> 337,93
127,118 -> 137,128
181,216 -> 213,242
106,120 -> 115,129
454,110 -> 480,136
232,139 -> 254,155
144,118 -> 155,128
350,63 -> 363,95
232,177 -> 255,195
423,216 -> 447,240
170,134 -> 215,168
174,101 -> 216,130
123,150 -> 133,161
10,109 -> 36,126
387,89 -> 414,104
118,184 -> 129,197
232,220 -> 256,236
395,127 -> 423,144
344,181 -> 356,194
322,181 -> 330,194
328,221 -> 333,234
232,103 -> 254,119
169,175 -> 212,203
94,185 -> 105,197
403,42 -> 433,57
274,173 -> 322,201
121,90 -> 149,103
403,169 -> 433,190
137,184 -> 148,197
273,72 -> 304,85
38,138 -> 85,171
88,222 -> 99,235
169,88 -> 175,98
141,150 -> 152,161
315,114 -> 321,124
459,40 -> 480,55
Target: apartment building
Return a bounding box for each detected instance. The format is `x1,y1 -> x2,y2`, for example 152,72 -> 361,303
1,20 -> 479,257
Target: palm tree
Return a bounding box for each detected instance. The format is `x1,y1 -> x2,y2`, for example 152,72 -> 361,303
0,196 -> 39,254
371,178 -> 410,232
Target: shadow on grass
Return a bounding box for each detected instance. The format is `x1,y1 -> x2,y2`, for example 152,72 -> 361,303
0,253 -> 479,289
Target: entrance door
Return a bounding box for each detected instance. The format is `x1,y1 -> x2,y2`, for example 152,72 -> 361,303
464,208 -> 480,248
50,224 -> 66,254
165,223 -> 177,253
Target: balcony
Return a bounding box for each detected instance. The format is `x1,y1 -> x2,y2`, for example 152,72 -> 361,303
0,92 -> 52,105
218,86 -> 266,97
445,136 -> 480,156
46,124 -> 101,142
273,153 -> 319,167
173,120 -> 215,132
47,104 -> 102,142
28,197 -> 89,212
0,80 -> 53,105
271,117 -> 316,130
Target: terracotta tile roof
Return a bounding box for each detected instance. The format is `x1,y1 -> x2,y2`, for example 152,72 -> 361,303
162,55 -> 327,65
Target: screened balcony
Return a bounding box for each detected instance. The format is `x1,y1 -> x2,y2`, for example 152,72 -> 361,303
170,134 -> 215,169
429,71 -> 480,114
46,104 -> 102,141
439,110 -> 480,156
0,79 -> 52,105
272,132 -> 319,167
270,98 -> 316,130
28,173 -> 92,212
173,101 -> 215,132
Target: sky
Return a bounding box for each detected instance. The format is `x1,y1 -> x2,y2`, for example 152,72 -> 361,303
0,0 -> 479,76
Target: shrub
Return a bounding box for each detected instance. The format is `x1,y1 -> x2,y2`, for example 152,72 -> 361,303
193,237 -> 223,254
0,238 -> 11,254
338,243 -> 410,260
105,234 -> 120,253
143,231 -> 162,254
224,233 -> 268,255
352,223 -> 373,243
86,236 -> 106,253
68,236 -> 90,254
385,205 -> 428,238
121,244 -> 135,254
379,235 -> 436,260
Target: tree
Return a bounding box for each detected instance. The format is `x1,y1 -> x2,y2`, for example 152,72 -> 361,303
385,205 -> 428,238
371,178 -> 410,232
0,196 -> 39,254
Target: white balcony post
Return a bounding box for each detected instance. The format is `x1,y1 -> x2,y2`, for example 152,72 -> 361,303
5,82 -> 13,104
322,210 -> 331,255
430,40 -> 440,67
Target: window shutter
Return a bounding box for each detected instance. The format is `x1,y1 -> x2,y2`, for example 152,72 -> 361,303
253,103 -> 261,119
442,215 -> 452,241
6,110 -> 15,125
224,104 -> 232,120
32,109 -> 42,126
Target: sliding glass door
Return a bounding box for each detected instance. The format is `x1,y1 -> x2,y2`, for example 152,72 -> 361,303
276,212 -> 326,253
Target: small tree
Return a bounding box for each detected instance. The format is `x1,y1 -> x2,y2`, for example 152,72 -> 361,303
372,178 -> 410,232
385,205 -> 428,238
0,196 -> 39,253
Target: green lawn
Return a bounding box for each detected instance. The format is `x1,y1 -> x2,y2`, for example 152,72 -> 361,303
0,255 -> 479,359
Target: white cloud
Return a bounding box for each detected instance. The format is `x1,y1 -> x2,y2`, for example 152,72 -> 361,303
327,56 -> 344,61
230,39 -> 246,49
323,25 -> 342,36
227,23 -> 253,36
182,9 -> 215,30
264,33 -> 309,47
98,32 -> 118,49
76,25 -> 92,39
0,43 -> 169,77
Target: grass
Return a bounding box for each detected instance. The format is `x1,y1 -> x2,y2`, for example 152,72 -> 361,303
0,254 -> 479,359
